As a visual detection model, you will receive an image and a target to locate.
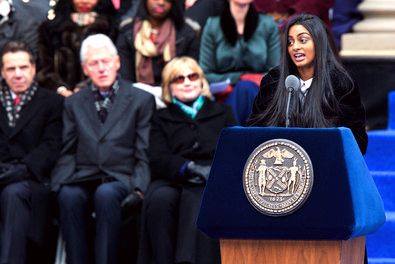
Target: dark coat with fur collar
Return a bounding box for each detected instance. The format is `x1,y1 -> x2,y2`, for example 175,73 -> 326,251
199,4 -> 280,84
36,15 -> 116,91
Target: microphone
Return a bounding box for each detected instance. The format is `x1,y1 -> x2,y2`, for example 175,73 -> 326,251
285,75 -> 300,93
284,75 -> 301,127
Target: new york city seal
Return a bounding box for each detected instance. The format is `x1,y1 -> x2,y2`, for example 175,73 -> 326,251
243,139 -> 314,216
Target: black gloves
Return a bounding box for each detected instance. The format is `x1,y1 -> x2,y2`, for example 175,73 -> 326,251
186,161 -> 211,184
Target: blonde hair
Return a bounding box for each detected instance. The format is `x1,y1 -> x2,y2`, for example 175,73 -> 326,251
161,56 -> 212,104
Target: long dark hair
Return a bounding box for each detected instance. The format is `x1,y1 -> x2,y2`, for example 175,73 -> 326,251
259,14 -> 353,128
135,0 -> 185,30
220,1 -> 259,46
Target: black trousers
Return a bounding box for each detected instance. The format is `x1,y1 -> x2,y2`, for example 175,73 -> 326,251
0,180 -> 32,264
58,180 -> 128,264
144,184 -> 220,264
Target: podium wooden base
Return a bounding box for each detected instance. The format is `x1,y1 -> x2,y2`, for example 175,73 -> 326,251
220,237 -> 365,264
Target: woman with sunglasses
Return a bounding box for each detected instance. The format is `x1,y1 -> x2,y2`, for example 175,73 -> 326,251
137,56 -> 236,264
248,14 -> 367,154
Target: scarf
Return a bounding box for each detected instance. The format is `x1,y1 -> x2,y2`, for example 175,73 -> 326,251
173,96 -> 205,119
0,81 -> 38,127
91,80 -> 120,123
70,12 -> 97,26
134,18 -> 176,84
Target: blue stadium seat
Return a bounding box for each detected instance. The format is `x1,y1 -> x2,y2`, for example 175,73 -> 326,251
365,90 -> 395,264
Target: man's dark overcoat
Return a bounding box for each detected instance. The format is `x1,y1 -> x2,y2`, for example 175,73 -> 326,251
0,87 -> 63,243
51,79 -> 155,193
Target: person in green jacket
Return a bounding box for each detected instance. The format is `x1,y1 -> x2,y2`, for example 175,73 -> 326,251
199,0 -> 281,125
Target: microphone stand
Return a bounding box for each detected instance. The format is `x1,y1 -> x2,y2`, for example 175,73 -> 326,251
285,88 -> 293,128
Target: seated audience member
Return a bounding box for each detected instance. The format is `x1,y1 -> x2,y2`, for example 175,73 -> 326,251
0,41 -> 62,263
199,0 -> 280,125
51,34 -> 155,264
183,0 -> 225,30
116,0 -> 199,87
137,56 -> 236,264
0,0 -> 49,55
332,0 -> 363,49
247,14 -> 367,154
253,0 -> 334,28
36,0 -> 117,97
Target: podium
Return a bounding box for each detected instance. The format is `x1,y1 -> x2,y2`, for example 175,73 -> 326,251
197,127 -> 385,264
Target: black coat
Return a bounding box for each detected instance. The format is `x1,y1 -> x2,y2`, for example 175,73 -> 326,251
0,88 -> 63,182
0,87 -> 63,243
51,79 -> 155,192
36,15 -> 116,91
138,98 -> 236,263
116,20 -> 200,84
248,67 -> 368,154
149,98 -> 236,181
0,0 -> 49,55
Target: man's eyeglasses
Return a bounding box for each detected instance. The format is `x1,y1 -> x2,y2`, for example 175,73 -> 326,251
171,73 -> 200,84
86,58 -> 114,71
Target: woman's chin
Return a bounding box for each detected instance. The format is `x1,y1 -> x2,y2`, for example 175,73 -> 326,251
177,95 -> 200,103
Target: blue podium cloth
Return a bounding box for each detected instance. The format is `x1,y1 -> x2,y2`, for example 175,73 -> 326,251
197,127 -> 385,240
389,91 -> 395,130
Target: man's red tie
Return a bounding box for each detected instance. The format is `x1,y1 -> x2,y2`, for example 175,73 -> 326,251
112,0 -> 120,10
13,96 -> 21,106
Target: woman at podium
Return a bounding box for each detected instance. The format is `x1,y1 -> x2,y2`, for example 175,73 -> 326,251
137,57 -> 237,264
247,14 -> 367,154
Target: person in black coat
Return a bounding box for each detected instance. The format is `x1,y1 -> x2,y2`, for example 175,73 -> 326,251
116,0 -> 199,86
0,0 -> 49,55
51,34 -> 154,264
247,14 -> 367,154
332,0 -> 363,49
137,56 -> 236,264
36,0 -> 117,96
0,41 -> 63,263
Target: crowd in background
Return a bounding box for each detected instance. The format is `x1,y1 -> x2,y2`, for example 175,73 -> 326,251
0,0 -> 366,263
0,0 -> 364,94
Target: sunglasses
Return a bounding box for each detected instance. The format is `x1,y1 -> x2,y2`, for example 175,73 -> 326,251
171,73 -> 200,84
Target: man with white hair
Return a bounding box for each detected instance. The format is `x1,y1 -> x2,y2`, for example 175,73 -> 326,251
51,34 -> 155,264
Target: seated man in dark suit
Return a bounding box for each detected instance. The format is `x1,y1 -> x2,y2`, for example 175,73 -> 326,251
0,41 -> 63,263
51,33 -> 155,264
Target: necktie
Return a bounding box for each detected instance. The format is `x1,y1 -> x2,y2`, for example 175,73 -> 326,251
112,0 -> 120,10
299,82 -> 309,106
13,95 -> 21,106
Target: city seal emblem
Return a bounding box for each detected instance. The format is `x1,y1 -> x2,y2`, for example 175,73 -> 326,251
243,139 -> 314,216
